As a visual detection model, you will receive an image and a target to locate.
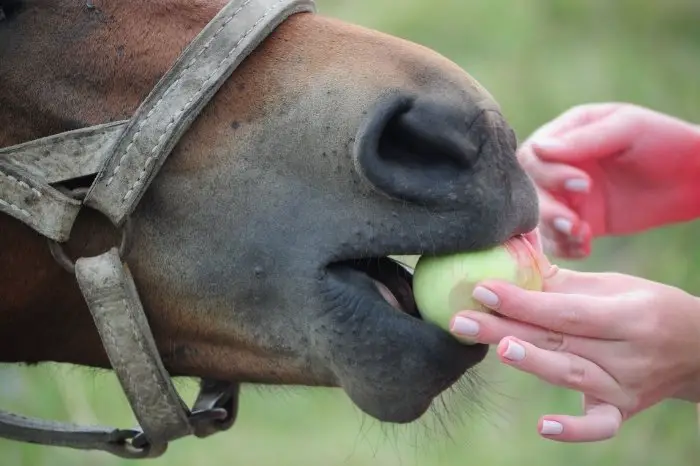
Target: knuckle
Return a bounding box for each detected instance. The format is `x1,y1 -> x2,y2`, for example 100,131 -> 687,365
558,306 -> 582,331
619,393 -> 642,413
626,291 -> 660,338
560,355 -> 587,388
543,329 -> 567,352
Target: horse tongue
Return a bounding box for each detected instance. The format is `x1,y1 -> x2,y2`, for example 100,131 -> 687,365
373,279 -> 404,312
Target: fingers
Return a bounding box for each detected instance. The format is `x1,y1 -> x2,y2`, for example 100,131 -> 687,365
536,189 -> 591,259
522,229 -> 544,255
450,310 -> 601,359
451,311 -> 565,347
495,337 -> 630,410
518,145 -> 592,195
530,108 -> 636,163
468,279 -> 627,339
525,103 -> 622,143
538,403 -> 622,443
517,132 -> 594,260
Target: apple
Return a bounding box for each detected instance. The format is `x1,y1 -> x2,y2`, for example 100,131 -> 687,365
412,236 -> 545,333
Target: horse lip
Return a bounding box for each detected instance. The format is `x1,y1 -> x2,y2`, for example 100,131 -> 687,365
326,256 -> 420,319
316,262 -> 489,423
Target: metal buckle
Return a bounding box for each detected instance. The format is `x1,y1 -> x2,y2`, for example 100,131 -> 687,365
189,381 -> 239,438
105,428 -> 168,459
123,381 -> 238,454
47,187 -> 133,274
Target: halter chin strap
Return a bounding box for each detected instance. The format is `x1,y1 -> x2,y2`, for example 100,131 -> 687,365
0,0 -> 315,459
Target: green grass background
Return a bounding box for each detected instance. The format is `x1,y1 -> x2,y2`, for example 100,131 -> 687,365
3,0 -> 700,464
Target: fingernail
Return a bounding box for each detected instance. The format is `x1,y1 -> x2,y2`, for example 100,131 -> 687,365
451,316 -> 480,336
553,217 -> 573,235
503,340 -> 525,361
533,138 -> 566,151
564,178 -> 590,193
472,286 -> 499,308
540,420 -> 564,435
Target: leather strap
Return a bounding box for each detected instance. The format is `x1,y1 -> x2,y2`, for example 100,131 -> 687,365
74,248 -> 192,451
0,381 -> 240,459
85,0 -> 316,226
0,411 -> 151,459
0,121 -> 127,184
0,160 -> 80,242
0,0 -> 316,458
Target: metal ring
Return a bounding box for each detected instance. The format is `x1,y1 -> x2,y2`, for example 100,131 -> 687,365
106,429 -> 167,459
47,187 -> 133,274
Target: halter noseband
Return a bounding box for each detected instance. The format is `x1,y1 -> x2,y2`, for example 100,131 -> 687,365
0,0 -> 316,458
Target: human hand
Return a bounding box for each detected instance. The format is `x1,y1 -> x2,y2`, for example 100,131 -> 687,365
517,103 -> 700,259
449,267 -> 700,442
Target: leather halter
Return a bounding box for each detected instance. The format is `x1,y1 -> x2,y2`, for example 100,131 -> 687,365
0,0 -> 316,459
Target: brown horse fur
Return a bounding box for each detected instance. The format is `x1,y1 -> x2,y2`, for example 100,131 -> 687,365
0,0 -> 539,424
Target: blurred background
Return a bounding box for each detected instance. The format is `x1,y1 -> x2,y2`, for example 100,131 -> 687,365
2,0 -> 700,464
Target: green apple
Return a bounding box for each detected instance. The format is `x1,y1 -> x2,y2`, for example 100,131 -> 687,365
412,237 -> 544,334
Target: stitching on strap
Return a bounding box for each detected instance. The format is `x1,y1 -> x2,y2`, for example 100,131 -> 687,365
0,170 -> 43,198
0,169 -> 42,218
118,0 -> 289,203
0,199 -> 30,218
105,0 -> 255,188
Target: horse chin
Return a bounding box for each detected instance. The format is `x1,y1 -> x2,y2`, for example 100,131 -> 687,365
318,255 -> 489,424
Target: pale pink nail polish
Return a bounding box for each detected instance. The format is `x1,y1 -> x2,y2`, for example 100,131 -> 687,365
533,139 -> 566,152
541,420 -> 563,435
472,286 -> 499,308
451,317 -> 479,336
503,340 -> 525,361
564,178 -> 590,193
553,217 -> 573,235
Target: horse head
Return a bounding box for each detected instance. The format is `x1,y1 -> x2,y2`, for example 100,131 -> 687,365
0,0 -> 538,449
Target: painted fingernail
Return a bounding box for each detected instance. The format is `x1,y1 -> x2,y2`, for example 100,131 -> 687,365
451,317 -> 480,336
564,178 -> 590,193
503,340 -> 525,361
533,138 -> 566,152
553,217 -> 573,235
472,286 -> 499,308
540,420 -> 564,435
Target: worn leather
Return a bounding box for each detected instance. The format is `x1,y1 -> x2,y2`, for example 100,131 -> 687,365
0,411 -> 152,459
0,379 -> 240,459
74,249 -> 193,449
0,160 -> 81,242
0,121 -> 127,184
0,0 -> 316,458
84,0 -> 317,226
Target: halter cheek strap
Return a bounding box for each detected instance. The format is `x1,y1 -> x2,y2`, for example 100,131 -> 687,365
0,0 -> 316,459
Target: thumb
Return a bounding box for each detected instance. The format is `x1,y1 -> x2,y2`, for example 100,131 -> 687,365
530,110 -> 635,163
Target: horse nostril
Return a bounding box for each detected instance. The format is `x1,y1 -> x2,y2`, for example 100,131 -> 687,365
378,99 -> 478,172
354,94 -> 506,207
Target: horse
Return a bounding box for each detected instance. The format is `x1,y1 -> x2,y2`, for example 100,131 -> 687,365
0,0 -> 539,458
